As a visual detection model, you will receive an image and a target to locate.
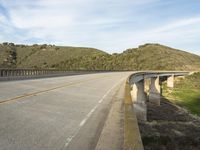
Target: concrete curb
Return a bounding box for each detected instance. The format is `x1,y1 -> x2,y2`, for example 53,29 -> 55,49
95,80 -> 125,150
124,81 -> 144,150
94,79 -> 144,150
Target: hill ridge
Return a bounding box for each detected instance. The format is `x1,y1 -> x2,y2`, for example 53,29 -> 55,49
0,42 -> 199,71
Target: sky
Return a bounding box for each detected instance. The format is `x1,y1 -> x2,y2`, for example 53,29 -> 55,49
0,0 -> 200,55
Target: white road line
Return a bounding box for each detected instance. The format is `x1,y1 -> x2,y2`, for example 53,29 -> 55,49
79,104 -> 98,127
64,136 -> 73,147
63,77 -> 126,149
98,77 -> 125,104
79,118 -> 87,127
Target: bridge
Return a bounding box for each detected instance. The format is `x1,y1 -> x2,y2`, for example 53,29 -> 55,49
0,69 -> 189,150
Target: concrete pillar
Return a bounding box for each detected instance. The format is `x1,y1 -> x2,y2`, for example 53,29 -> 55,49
149,76 -> 161,106
167,75 -> 174,88
130,84 -> 137,102
130,80 -> 147,121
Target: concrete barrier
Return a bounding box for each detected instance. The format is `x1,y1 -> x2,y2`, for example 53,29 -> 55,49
124,81 -> 144,150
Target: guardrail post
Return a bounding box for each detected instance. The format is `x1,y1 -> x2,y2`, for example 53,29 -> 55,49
19,70 -> 22,76
0,69 -> 2,77
20,70 -> 22,76
7,70 -> 9,76
33,70 -> 35,76
25,70 -> 27,76
22,70 -> 25,76
18,70 -> 21,76
12,70 -> 15,76
149,76 -> 161,105
16,70 -> 19,76
11,70 -> 14,76
15,70 -> 18,76
10,70 -> 13,76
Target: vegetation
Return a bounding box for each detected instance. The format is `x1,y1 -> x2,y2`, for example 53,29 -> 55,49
163,72 -> 200,116
0,42 -> 17,68
0,43 -> 200,70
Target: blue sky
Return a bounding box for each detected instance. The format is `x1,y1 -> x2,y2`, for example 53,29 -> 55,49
0,0 -> 200,55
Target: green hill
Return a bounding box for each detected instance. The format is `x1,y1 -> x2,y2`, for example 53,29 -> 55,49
54,43 -> 200,71
116,44 -> 200,70
0,42 -> 199,71
0,42 -> 106,69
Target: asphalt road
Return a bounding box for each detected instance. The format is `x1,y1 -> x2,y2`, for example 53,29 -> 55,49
0,72 -> 131,150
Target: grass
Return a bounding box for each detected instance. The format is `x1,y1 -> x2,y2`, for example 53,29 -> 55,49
163,72 -> 200,116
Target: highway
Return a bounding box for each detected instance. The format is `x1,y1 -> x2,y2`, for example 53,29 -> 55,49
0,72 -> 131,150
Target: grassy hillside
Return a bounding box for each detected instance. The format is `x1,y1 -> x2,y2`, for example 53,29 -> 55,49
0,42 -> 200,70
52,44 -> 200,70
118,44 -> 200,70
163,72 -> 200,116
0,42 -> 106,69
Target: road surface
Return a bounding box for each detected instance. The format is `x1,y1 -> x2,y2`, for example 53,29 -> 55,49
0,72 -> 131,150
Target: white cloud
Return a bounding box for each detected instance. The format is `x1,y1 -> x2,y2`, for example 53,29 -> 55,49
10,10 -> 73,29
152,17 -> 200,33
0,0 -> 199,55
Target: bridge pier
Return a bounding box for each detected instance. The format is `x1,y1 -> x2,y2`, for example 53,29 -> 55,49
167,75 -> 174,88
130,80 -> 147,121
149,76 -> 161,106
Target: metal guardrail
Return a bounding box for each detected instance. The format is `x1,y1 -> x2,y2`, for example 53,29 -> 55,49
0,68 -> 68,77
0,68 -> 100,81
0,68 -> 127,81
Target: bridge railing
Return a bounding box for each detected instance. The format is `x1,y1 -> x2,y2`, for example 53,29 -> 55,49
0,68 -> 125,81
0,68 -> 68,77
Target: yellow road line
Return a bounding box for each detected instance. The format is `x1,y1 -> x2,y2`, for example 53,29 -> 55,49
0,75 -> 109,105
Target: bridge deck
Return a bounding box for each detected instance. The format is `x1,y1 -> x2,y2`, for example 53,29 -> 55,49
0,72 -> 131,150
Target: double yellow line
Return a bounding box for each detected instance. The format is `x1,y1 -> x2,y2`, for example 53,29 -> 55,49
0,75 -> 109,105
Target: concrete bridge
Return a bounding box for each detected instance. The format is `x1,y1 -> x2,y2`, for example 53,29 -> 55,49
128,71 -> 189,121
0,69 -> 189,150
